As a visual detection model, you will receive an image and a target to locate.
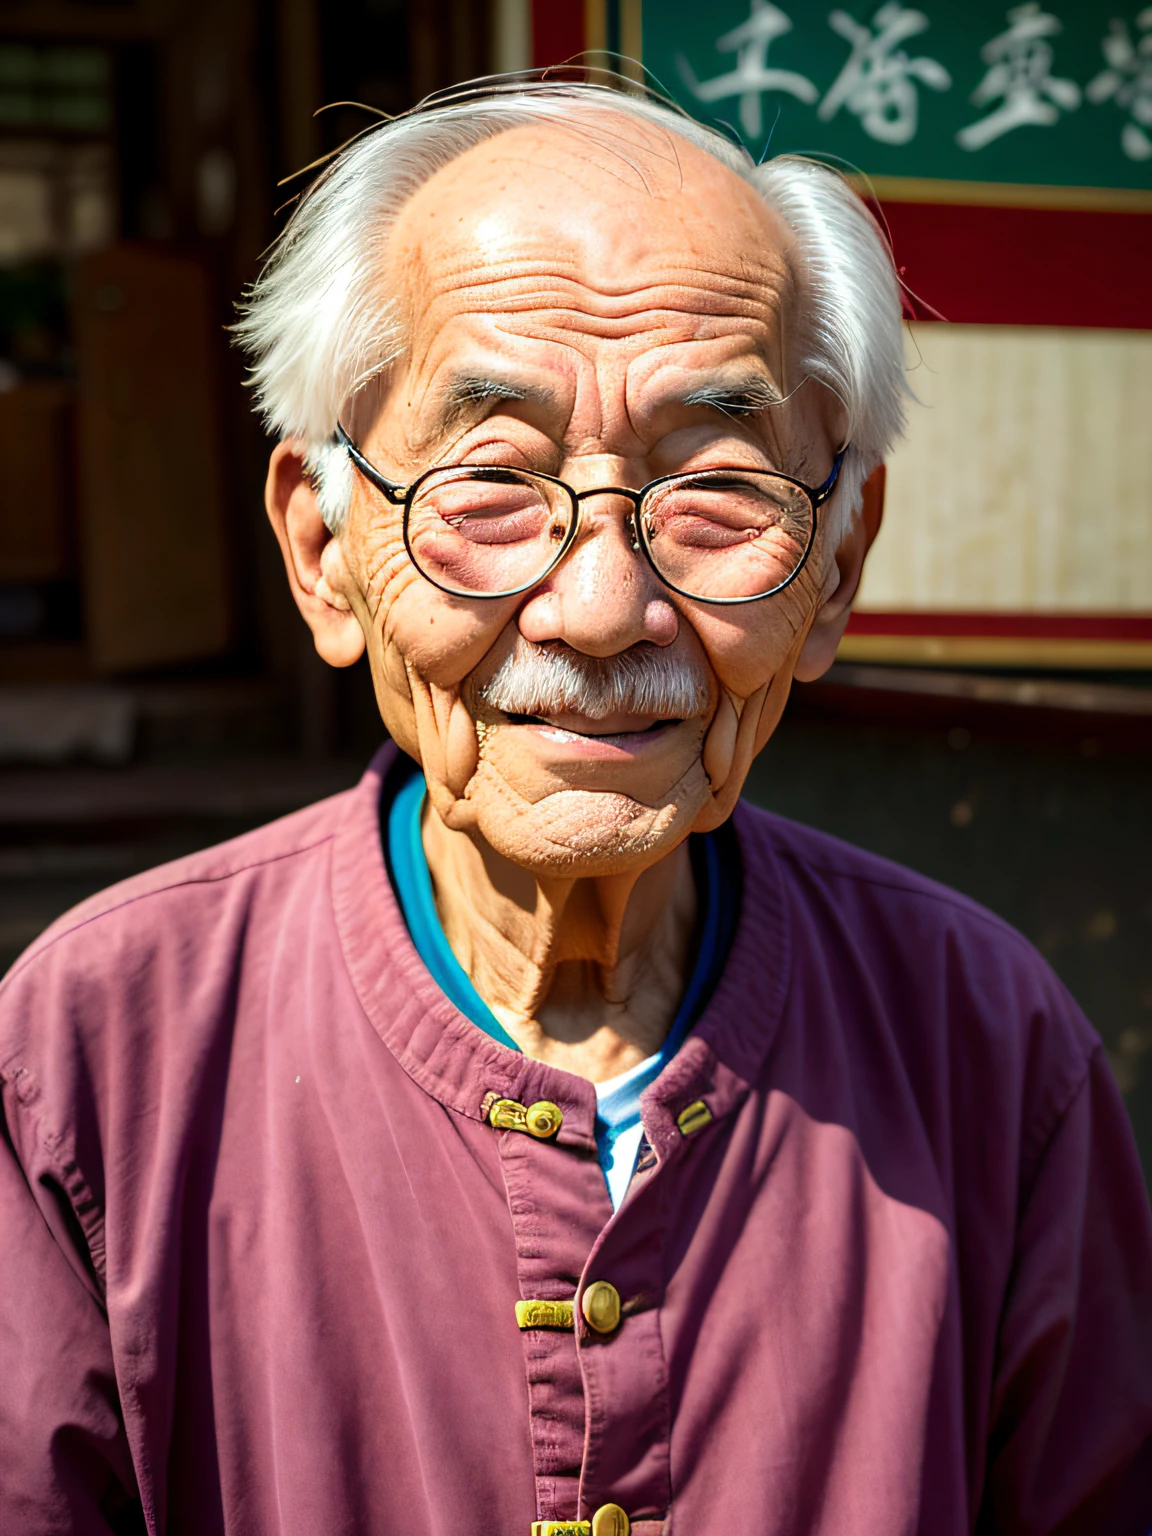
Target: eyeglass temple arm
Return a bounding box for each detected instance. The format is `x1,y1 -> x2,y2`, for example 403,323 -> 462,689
336,423 -> 407,505
811,448 -> 847,510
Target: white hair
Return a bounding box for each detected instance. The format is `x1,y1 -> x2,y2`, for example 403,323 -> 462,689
480,636 -> 710,722
235,77 -> 907,543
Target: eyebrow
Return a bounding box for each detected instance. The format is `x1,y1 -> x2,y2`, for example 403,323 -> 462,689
415,366 -> 783,450
681,374 -> 783,416
419,371 -> 558,446
447,374 -> 533,407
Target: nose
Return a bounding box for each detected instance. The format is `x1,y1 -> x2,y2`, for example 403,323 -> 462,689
516,492 -> 679,656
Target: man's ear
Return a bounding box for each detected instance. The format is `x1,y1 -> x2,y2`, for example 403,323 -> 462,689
265,440 -> 365,668
794,462 -> 885,683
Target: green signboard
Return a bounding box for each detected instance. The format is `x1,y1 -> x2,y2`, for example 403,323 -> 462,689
641,1 -> 1152,189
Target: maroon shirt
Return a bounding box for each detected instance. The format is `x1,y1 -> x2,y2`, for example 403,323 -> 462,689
1,745 -> 1150,1535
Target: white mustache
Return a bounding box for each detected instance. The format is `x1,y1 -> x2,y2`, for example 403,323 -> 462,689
480,640 -> 710,722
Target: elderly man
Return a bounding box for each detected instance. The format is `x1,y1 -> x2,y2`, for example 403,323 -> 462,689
1,78 -> 1150,1536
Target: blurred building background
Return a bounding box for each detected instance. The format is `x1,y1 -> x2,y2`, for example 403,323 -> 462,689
0,0 -> 1149,1178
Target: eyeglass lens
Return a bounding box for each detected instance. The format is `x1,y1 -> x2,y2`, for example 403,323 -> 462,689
406,465 -> 814,601
642,472 -> 814,601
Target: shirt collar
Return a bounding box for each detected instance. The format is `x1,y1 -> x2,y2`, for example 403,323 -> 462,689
331,743 -> 792,1156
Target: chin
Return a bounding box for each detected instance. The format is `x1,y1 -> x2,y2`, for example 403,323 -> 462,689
473,714 -> 709,805
465,764 -> 709,879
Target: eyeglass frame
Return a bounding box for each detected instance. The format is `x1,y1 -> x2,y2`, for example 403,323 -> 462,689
336,423 -> 847,608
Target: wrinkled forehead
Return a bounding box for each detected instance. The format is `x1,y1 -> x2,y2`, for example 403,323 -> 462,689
385,114 -> 797,336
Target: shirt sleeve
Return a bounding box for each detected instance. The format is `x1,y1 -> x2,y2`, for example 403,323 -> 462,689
0,1100 -> 142,1535
979,1044 -> 1152,1536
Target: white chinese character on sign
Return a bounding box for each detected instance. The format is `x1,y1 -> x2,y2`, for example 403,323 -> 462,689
956,3 -> 1081,151
818,4 -> 952,145
677,0 -> 818,140
1086,9 -> 1152,161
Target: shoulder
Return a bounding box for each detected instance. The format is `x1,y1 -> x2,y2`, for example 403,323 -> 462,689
7,786 -> 349,981
737,796 -> 1058,975
734,800 -> 1100,1172
0,769 -> 380,1097
0,757 -> 393,1284
0,766 -> 385,1223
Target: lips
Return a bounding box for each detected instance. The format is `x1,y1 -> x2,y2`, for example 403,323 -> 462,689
501,710 -> 681,740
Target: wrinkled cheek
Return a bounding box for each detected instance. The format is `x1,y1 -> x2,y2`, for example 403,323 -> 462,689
686,578 -> 815,701
381,585 -> 522,690
353,516 -> 516,695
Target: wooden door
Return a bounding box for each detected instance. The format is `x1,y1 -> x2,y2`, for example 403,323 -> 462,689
74,243 -> 230,672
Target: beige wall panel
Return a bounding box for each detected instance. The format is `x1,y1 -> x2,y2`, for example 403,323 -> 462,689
856,325 -> 1152,614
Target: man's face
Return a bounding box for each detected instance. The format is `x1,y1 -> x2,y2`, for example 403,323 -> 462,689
325,117 -> 850,876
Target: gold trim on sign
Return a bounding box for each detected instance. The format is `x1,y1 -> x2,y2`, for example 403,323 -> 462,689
854,176 -> 1152,212
837,635 -> 1152,669
585,0 -> 606,53
620,0 -> 643,70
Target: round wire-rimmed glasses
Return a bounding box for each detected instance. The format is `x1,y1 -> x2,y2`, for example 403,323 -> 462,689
337,424 -> 846,607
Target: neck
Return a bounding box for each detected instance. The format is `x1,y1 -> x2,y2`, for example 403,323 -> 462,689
421,805 -> 697,1083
